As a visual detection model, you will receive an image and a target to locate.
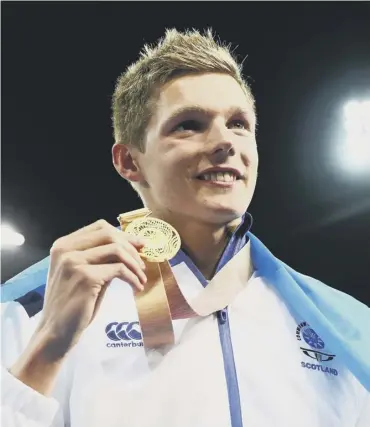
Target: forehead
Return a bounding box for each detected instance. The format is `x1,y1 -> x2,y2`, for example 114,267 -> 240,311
155,73 -> 254,118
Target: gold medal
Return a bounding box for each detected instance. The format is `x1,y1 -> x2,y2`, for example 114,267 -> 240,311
125,217 -> 181,262
118,209 -> 181,263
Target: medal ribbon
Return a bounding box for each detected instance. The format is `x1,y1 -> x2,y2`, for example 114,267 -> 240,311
119,208 -> 252,351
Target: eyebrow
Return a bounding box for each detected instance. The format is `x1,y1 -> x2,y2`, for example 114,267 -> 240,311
164,105 -> 252,125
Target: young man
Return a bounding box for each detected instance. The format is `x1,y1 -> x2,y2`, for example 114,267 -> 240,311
1,29 -> 369,427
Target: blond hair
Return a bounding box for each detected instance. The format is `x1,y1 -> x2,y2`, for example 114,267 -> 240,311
112,28 -> 254,151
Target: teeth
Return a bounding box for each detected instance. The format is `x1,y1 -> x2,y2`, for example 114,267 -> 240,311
200,172 -> 238,182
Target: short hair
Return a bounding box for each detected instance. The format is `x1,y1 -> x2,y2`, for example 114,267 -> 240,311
112,28 -> 255,151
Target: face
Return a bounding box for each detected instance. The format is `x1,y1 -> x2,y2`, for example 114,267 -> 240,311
114,73 -> 258,226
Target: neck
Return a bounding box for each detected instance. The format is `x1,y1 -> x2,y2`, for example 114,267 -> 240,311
149,209 -> 235,280
181,222 -> 229,280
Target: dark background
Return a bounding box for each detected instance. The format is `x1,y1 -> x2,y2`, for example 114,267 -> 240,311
2,1 -> 370,305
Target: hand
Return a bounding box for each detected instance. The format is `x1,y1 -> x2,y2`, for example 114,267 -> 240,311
37,219 -> 147,357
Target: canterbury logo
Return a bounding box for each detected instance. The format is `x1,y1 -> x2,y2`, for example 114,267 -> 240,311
105,321 -> 142,342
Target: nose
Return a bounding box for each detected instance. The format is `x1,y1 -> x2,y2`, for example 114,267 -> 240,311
212,141 -> 235,157
207,122 -> 236,160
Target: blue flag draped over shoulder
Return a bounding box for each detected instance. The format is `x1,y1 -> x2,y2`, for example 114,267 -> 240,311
1,233 -> 369,391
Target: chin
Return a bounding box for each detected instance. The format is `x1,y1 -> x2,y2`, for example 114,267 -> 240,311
199,202 -> 246,224
197,186 -> 253,214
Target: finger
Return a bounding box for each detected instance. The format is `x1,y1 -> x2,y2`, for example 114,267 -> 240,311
83,243 -> 147,285
82,263 -> 145,291
51,220 -> 112,252
119,239 -> 147,270
64,219 -> 111,239
54,225 -> 146,253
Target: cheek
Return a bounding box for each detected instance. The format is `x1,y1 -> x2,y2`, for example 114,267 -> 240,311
253,152 -> 259,171
246,142 -> 259,169
151,164 -> 187,195
152,152 -> 193,187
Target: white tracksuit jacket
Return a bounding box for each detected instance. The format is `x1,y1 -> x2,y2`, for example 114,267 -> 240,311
1,235 -> 370,427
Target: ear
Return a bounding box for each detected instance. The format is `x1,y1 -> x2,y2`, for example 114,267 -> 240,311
112,143 -> 145,183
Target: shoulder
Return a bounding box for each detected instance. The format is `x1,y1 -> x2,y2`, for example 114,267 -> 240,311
13,285 -> 46,317
284,261 -> 369,309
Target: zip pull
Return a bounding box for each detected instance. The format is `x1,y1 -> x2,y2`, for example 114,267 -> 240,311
217,308 -> 228,325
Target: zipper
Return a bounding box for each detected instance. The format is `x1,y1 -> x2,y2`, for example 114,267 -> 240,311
217,308 -> 243,427
169,216 -> 251,427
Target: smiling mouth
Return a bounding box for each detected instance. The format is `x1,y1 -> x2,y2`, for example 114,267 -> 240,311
196,171 -> 242,182
195,175 -> 242,189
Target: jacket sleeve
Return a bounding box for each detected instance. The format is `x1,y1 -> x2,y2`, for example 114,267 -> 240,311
1,301 -> 69,426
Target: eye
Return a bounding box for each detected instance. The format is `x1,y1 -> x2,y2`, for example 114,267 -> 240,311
173,120 -> 203,133
228,119 -> 249,130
